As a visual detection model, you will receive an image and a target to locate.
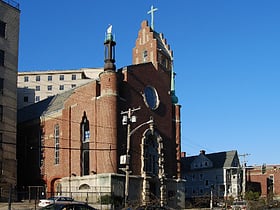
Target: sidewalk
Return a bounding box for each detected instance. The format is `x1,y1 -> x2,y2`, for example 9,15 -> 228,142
0,201 -> 39,210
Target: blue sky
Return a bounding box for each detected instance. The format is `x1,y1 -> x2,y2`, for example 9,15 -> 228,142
18,0 -> 280,165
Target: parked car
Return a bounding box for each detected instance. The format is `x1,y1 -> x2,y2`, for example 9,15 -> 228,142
40,203 -> 97,210
38,196 -> 75,207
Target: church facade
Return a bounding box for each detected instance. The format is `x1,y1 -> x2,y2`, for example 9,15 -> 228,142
17,20 -> 184,208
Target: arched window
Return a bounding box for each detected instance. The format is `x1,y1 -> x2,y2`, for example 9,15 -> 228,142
80,112 -> 90,176
56,183 -> 62,195
144,134 -> 159,175
81,112 -> 90,142
79,184 -> 90,190
82,150 -> 89,176
54,124 -> 60,164
143,50 -> 148,62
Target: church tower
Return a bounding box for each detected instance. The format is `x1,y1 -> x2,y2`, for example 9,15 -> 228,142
132,17 -> 182,179
132,20 -> 173,72
96,25 -> 118,173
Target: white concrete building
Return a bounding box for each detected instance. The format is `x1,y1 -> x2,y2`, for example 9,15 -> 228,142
17,68 -> 103,109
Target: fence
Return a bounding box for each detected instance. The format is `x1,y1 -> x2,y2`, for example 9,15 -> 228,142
17,186 -> 123,210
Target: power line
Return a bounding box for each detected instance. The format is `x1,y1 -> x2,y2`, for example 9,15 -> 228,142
31,145 -> 117,151
239,153 -> 250,166
4,138 -> 117,151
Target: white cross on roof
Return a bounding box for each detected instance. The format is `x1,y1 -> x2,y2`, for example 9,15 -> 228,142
147,5 -> 158,30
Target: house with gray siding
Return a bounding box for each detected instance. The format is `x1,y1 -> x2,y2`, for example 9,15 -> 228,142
181,150 -> 242,205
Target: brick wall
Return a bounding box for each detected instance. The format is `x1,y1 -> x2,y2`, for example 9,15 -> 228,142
247,165 -> 280,199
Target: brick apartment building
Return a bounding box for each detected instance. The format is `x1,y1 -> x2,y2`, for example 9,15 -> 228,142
17,21 -> 184,208
246,164 -> 280,201
0,0 -> 20,201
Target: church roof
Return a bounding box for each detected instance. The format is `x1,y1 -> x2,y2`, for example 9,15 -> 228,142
18,88 -> 75,123
43,89 -> 75,116
18,96 -> 53,123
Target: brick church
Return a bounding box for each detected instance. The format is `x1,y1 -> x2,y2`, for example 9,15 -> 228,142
17,20 -> 184,208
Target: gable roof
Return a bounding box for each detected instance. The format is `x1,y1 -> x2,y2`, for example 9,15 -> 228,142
181,150 -> 239,171
18,88 -> 75,123
18,96 -> 54,123
43,89 -> 74,116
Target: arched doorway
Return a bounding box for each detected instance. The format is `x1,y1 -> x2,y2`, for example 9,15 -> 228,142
141,129 -> 166,206
49,178 -> 62,197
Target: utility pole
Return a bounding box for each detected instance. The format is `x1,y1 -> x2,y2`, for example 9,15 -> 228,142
239,153 -> 250,167
239,153 -> 250,199
123,107 -> 139,208
120,107 -> 154,208
210,185 -> 213,210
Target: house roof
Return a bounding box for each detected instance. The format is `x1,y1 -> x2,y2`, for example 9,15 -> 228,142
181,150 -> 239,171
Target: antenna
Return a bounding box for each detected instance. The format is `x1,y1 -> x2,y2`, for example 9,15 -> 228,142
239,153 -> 251,167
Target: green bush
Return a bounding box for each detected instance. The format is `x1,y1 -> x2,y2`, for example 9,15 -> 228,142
99,194 -> 123,206
245,190 -> 260,201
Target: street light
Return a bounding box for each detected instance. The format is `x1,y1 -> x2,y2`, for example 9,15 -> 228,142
120,107 -> 154,208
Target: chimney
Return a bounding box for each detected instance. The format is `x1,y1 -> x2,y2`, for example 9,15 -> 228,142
200,150 -> 206,155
